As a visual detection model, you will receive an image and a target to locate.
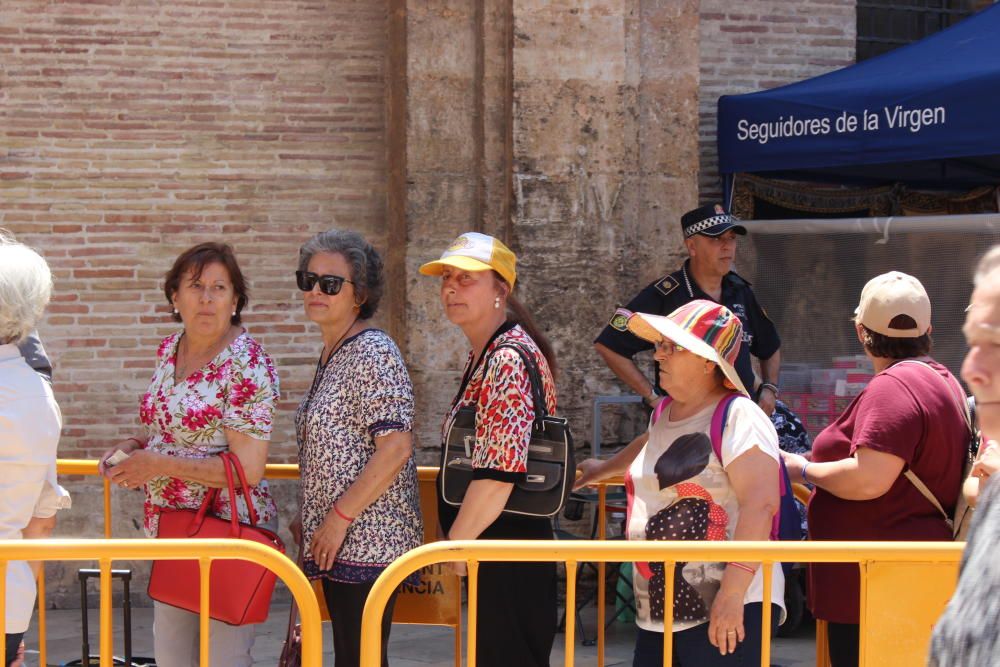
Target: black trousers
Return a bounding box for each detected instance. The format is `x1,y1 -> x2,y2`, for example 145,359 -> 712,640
827,622 -> 859,667
321,579 -> 399,667
5,633 -> 23,667
632,603 -> 782,667
474,560 -> 557,667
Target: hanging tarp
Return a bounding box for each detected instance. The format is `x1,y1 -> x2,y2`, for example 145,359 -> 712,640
718,4 -> 1000,186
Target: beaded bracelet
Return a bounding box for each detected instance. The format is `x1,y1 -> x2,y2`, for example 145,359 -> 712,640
801,461 -> 812,484
333,503 -> 355,523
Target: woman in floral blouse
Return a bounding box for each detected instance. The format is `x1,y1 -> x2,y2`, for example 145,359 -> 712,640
291,230 -> 422,667
419,232 -> 560,667
99,242 -> 279,667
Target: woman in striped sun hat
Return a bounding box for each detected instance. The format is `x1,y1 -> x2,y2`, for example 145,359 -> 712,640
576,299 -> 785,666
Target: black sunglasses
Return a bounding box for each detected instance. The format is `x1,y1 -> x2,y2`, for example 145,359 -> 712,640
295,270 -> 355,296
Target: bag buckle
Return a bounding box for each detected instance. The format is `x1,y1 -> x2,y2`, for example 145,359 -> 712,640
463,434 -> 473,459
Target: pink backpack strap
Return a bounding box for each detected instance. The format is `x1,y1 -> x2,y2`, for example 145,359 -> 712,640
711,393 -> 785,539
651,396 -> 672,425
709,393 -> 743,465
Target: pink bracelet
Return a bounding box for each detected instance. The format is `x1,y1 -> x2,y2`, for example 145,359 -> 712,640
126,437 -> 146,449
333,503 -> 355,523
728,561 -> 756,575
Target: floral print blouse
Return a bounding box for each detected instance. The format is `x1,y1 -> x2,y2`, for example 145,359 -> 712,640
295,329 -> 422,583
443,322 -> 557,482
139,330 -> 280,538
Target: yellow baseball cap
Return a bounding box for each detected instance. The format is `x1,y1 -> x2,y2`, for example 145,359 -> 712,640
419,232 -> 517,287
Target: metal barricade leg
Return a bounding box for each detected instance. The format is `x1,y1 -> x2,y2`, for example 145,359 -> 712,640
79,571 -> 91,667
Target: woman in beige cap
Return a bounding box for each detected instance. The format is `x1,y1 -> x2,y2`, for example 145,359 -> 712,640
781,271 -> 968,667
420,232 -> 559,667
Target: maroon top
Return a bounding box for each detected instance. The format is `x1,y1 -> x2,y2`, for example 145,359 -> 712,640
807,359 -> 967,623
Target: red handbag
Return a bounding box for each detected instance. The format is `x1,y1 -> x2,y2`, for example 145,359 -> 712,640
148,451 -> 285,625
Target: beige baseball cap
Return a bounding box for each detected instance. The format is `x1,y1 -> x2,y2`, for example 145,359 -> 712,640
854,271 -> 931,338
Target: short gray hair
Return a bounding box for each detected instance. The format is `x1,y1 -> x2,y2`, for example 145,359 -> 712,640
974,245 -> 1000,286
0,240 -> 53,344
298,230 -> 384,319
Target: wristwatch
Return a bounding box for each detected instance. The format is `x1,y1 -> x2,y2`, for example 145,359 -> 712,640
759,382 -> 780,399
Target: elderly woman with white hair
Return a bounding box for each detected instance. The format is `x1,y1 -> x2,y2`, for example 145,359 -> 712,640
930,246 -> 1000,666
0,237 -> 66,667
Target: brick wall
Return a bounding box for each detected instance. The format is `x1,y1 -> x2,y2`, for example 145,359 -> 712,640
1,0 -> 388,468
698,1 -> 857,201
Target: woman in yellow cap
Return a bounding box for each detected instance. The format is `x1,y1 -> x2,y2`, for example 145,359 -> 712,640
420,232 -> 559,667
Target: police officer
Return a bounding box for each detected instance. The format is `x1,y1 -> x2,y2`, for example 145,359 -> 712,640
594,203 -> 782,415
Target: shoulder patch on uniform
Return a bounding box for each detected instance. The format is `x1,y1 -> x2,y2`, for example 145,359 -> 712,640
609,307 -> 632,332
655,275 -> 680,296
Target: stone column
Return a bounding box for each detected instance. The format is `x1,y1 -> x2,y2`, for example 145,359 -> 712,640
510,0 -> 700,441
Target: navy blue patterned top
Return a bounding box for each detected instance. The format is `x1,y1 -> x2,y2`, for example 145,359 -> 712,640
295,329 -> 423,583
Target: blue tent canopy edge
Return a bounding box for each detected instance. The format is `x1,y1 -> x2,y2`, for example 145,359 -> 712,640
717,4 -> 1000,188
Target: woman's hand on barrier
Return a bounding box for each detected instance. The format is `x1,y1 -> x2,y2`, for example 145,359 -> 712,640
290,512 -> 303,548
311,511 -> 348,571
574,458 -> 606,490
105,449 -> 163,490
707,589 -> 745,656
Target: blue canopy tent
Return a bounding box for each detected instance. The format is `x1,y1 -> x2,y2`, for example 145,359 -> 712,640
718,3 -> 1000,201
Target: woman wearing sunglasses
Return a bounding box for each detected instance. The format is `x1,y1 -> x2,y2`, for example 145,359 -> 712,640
291,229 -> 422,667
419,232 -> 560,667
575,301 -> 785,667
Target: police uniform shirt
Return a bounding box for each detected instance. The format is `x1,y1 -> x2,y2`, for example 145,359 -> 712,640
595,260 -> 780,392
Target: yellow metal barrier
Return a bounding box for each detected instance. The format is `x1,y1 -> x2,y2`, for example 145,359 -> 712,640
0,538 -> 322,667
50,462 -> 939,667
358,540 -> 964,667
43,461 -> 460,665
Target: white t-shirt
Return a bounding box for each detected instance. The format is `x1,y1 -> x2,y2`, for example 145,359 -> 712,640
0,344 -> 65,634
626,395 -> 786,633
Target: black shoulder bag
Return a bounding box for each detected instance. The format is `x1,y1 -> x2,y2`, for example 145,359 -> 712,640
440,343 -> 575,518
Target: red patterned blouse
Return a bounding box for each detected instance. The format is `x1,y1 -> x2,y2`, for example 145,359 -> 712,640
443,322 -> 557,482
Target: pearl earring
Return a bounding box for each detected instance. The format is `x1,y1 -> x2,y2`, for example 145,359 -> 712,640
494,297 -> 501,309
232,311 -> 236,317
173,308 -> 178,315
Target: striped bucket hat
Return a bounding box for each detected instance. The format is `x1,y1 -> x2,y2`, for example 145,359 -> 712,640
626,299 -> 747,396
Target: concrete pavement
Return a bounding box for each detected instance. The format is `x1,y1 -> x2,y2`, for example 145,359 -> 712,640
22,604 -> 816,666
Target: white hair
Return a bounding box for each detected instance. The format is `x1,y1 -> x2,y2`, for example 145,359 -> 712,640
975,245 -> 1000,287
0,241 -> 52,344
